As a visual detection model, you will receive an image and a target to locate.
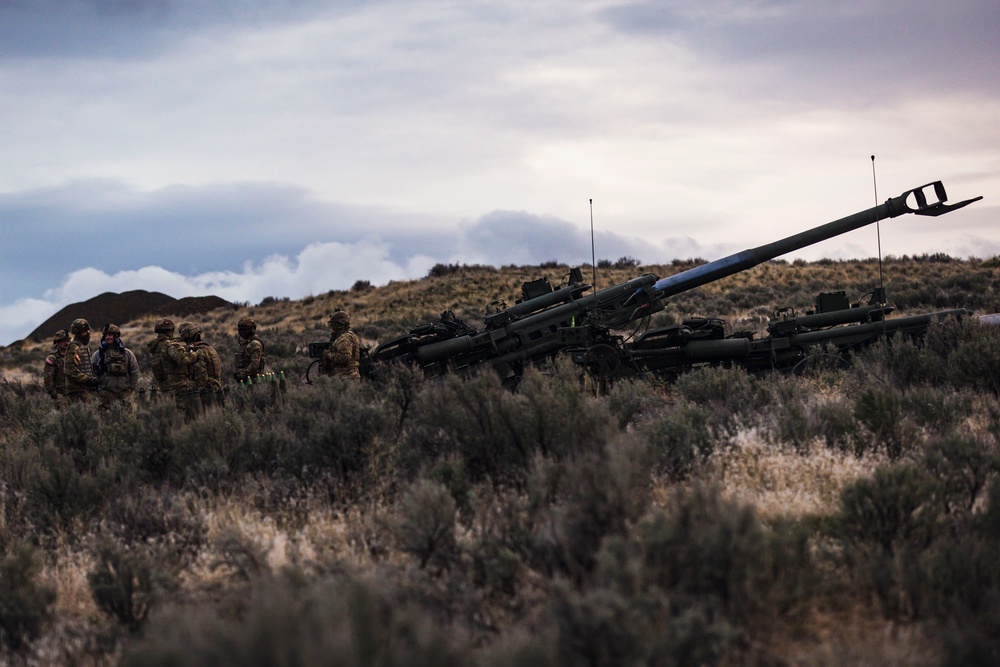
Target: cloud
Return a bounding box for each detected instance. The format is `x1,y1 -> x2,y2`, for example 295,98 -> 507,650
0,178 -> 455,302
0,239 -> 437,346
599,0 -> 1000,99
0,0 -> 343,58
453,209 -> 725,266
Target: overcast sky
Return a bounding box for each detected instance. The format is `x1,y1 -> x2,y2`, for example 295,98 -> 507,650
2,0 -> 997,345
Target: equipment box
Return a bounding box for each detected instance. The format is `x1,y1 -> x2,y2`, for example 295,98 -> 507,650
308,341 -> 331,358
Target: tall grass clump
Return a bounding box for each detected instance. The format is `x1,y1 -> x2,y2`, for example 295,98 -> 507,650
402,366 -> 615,485
0,544 -> 55,651
122,574 -> 469,667
545,484 -> 813,666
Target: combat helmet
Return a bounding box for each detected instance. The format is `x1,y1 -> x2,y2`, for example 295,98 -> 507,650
70,318 -> 90,335
328,311 -> 351,328
178,321 -> 202,341
237,317 -> 256,333
154,318 -> 175,334
52,329 -> 70,344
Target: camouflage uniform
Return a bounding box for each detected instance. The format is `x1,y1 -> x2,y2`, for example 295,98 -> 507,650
63,319 -> 98,403
321,311 -> 361,379
43,329 -> 71,407
150,318 -> 199,417
179,321 -> 224,409
234,317 -> 266,381
91,324 -> 139,413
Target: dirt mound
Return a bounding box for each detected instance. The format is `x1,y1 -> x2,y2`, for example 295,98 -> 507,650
26,291 -> 236,343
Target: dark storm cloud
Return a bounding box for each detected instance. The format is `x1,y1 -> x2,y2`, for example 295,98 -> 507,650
600,0 -> 1000,96
457,210 -> 704,267
0,0 -> 344,58
0,179 -> 453,302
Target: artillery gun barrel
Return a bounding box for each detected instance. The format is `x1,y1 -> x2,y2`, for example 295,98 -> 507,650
653,181 -> 982,298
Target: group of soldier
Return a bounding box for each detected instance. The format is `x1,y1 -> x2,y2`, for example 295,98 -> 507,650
42,309 -> 361,415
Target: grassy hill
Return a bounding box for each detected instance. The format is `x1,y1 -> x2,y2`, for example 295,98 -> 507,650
1,257 -> 1000,666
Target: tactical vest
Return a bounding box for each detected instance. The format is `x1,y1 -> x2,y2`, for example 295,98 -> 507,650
236,337 -> 266,376
147,339 -> 167,386
323,330 -> 361,378
64,340 -> 94,393
159,339 -> 194,390
104,347 -> 129,376
192,342 -> 224,390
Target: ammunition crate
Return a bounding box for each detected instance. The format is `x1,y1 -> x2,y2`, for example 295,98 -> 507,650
308,341 -> 331,359
815,291 -> 850,314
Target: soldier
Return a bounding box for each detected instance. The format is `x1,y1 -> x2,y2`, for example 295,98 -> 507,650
63,318 -> 99,403
179,321 -> 224,408
321,310 -> 361,379
91,324 -> 139,413
43,329 -> 71,406
149,318 -> 199,418
234,316 -> 266,382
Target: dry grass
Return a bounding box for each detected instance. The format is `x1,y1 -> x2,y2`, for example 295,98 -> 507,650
2,256 -> 999,666
711,428 -> 882,521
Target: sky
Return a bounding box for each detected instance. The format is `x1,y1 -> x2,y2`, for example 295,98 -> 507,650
2,0 -> 998,345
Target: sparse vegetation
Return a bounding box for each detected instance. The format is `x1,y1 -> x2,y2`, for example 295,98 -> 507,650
0,257 -> 999,665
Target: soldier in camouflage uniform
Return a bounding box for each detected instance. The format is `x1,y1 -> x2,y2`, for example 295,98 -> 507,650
179,321 -> 224,409
149,318 -> 200,418
91,323 -> 139,413
43,329 -> 71,407
234,316 -> 266,382
321,310 -> 361,379
63,318 -> 99,403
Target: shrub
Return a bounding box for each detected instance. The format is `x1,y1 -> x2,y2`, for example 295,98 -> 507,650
635,484 -> 813,629
402,367 -> 614,485
0,544 -> 55,651
351,279 -> 373,292
814,400 -> 865,453
604,379 -> 662,430
532,436 -> 651,577
672,365 -> 760,432
390,478 -> 457,570
26,443 -> 110,531
272,379 -> 395,494
642,403 -> 715,481
88,541 -> 172,631
919,434 -> 999,514
834,463 -> 942,619
853,336 -> 941,389
106,487 -> 207,562
853,386 -> 918,459
122,574 -> 469,667
547,576 -> 733,667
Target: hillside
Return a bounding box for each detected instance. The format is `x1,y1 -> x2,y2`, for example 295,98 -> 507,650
1,256 -> 1000,666
23,290 -> 236,344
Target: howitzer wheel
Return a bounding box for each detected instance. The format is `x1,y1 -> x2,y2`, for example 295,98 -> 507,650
790,352 -> 849,377
583,344 -> 621,393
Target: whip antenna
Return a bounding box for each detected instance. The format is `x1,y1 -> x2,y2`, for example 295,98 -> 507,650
590,198 -> 597,290
871,155 -> 886,303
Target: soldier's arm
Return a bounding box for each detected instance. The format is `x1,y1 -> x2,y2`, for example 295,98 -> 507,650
127,350 -> 140,389
325,337 -> 353,365
166,342 -> 198,366
43,357 -> 57,395
248,341 -> 264,371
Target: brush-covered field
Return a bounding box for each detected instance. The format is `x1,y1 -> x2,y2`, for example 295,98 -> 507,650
2,256 -> 1000,666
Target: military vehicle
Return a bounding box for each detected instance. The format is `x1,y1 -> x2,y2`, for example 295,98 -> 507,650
315,180 -> 982,386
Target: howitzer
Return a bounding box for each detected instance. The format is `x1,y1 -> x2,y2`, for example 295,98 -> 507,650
371,181 -> 982,384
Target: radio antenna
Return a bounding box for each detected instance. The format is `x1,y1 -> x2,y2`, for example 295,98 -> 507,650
871,155 -> 886,303
590,198 -> 597,290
